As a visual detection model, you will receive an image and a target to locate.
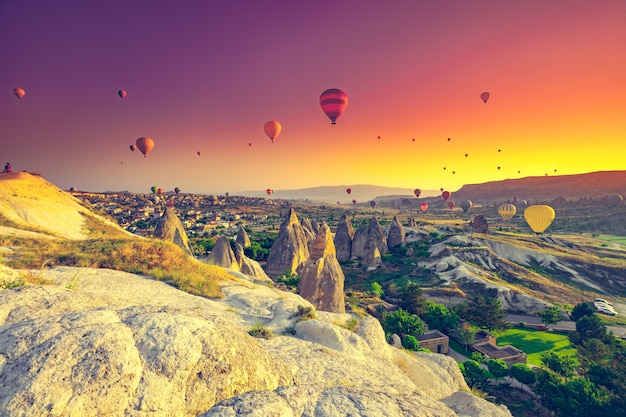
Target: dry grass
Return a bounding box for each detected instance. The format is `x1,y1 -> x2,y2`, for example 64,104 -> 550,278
3,236 -> 227,298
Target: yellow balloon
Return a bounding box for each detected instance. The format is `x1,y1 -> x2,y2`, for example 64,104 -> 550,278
498,203 -> 517,221
523,205 -> 555,234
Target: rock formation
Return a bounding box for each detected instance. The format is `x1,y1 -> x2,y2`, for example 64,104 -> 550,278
351,216 -> 388,260
297,223 -> 346,313
265,207 -> 311,278
234,243 -> 273,284
387,216 -> 406,248
206,236 -> 238,269
154,207 -> 193,255
334,212 -> 354,262
0,264 -> 512,417
235,226 -> 251,248
466,214 -> 490,234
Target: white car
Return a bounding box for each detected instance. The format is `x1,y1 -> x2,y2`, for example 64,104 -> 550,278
596,305 -> 617,316
594,298 -> 613,306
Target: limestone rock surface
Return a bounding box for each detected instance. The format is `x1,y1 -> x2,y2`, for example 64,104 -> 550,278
0,265 -> 512,417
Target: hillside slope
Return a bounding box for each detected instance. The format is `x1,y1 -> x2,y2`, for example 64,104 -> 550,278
0,172 -> 128,239
452,170 -> 626,202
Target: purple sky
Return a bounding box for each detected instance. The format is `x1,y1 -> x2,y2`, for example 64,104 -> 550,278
2,1 -> 625,195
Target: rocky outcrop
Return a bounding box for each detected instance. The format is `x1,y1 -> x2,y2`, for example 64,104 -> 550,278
387,216 -> 405,248
0,266 -> 511,417
235,244 -> 273,284
466,214 -> 490,233
154,207 -> 193,255
297,223 -> 346,313
334,213 -> 354,262
206,236 -> 238,269
301,218 -> 317,242
235,226 -> 251,248
351,216 -> 388,260
265,208 -> 311,278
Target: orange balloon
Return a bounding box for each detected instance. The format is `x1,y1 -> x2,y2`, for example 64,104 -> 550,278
264,121 -> 281,142
135,137 -> 154,157
13,87 -> 25,99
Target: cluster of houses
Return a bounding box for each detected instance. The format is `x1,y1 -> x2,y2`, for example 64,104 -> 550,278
72,191 -> 275,237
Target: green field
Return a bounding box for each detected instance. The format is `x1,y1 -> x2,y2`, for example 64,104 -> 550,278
595,234 -> 626,246
494,328 -> 577,366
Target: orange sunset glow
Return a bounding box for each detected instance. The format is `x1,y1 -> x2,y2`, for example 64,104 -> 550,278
1,1 -> 624,195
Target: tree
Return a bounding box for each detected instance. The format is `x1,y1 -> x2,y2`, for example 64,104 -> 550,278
422,301 -> 460,333
571,314 -> 607,345
461,360 -> 489,389
382,308 -> 424,340
370,281 -> 384,298
456,326 -> 476,351
570,302 -> 596,322
537,305 -> 562,327
541,351 -> 577,378
397,281 -> 428,315
456,295 -> 509,332
510,363 -> 536,388
487,358 -> 509,385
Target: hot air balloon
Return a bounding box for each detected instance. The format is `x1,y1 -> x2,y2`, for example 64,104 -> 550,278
118,90 -> 126,99
440,187 -> 444,192
377,136 -> 381,140
413,189 -> 421,198
464,153 -> 468,157
448,201 -> 455,210
248,142 -> 252,147
480,92 -> 490,103
136,137 -> 154,157
266,188 -> 273,195
264,121 -> 281,143
460,200 -> 472,213
420,203 -> 428,212
498,204 -> 517,220
346,188 -> 352,195
352,199 -> 357,205
412,138 -> 415,142
441,191 -> 451,201
13,87 -> 25,99
167,200 -> 174,207
447,138 -> 451,142
174,187 -> 181,195
129,144 -> 136,152
319,88 -> 348,124
197,151 -> 201,156
524,205 -> 555,234
157,188 -> 163,195
369,200 -> 377,209
150,186 -> 158,194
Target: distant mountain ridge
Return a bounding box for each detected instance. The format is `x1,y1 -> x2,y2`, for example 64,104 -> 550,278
452,170 -> 626,203
235,185 -> 440,202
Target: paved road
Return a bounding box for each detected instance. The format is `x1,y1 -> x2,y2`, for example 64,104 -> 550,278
506,314 -> 625,339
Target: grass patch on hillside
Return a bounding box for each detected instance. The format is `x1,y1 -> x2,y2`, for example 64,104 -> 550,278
4,237 -> 226,298
493,328 -> 577,366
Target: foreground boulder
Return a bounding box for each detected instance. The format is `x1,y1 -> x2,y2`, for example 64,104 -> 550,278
0,266 -> 511,417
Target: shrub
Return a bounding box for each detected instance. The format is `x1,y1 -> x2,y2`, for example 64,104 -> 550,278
248,322 -> 273,339
402,335 -> 420,351
291,305 -> 316,322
